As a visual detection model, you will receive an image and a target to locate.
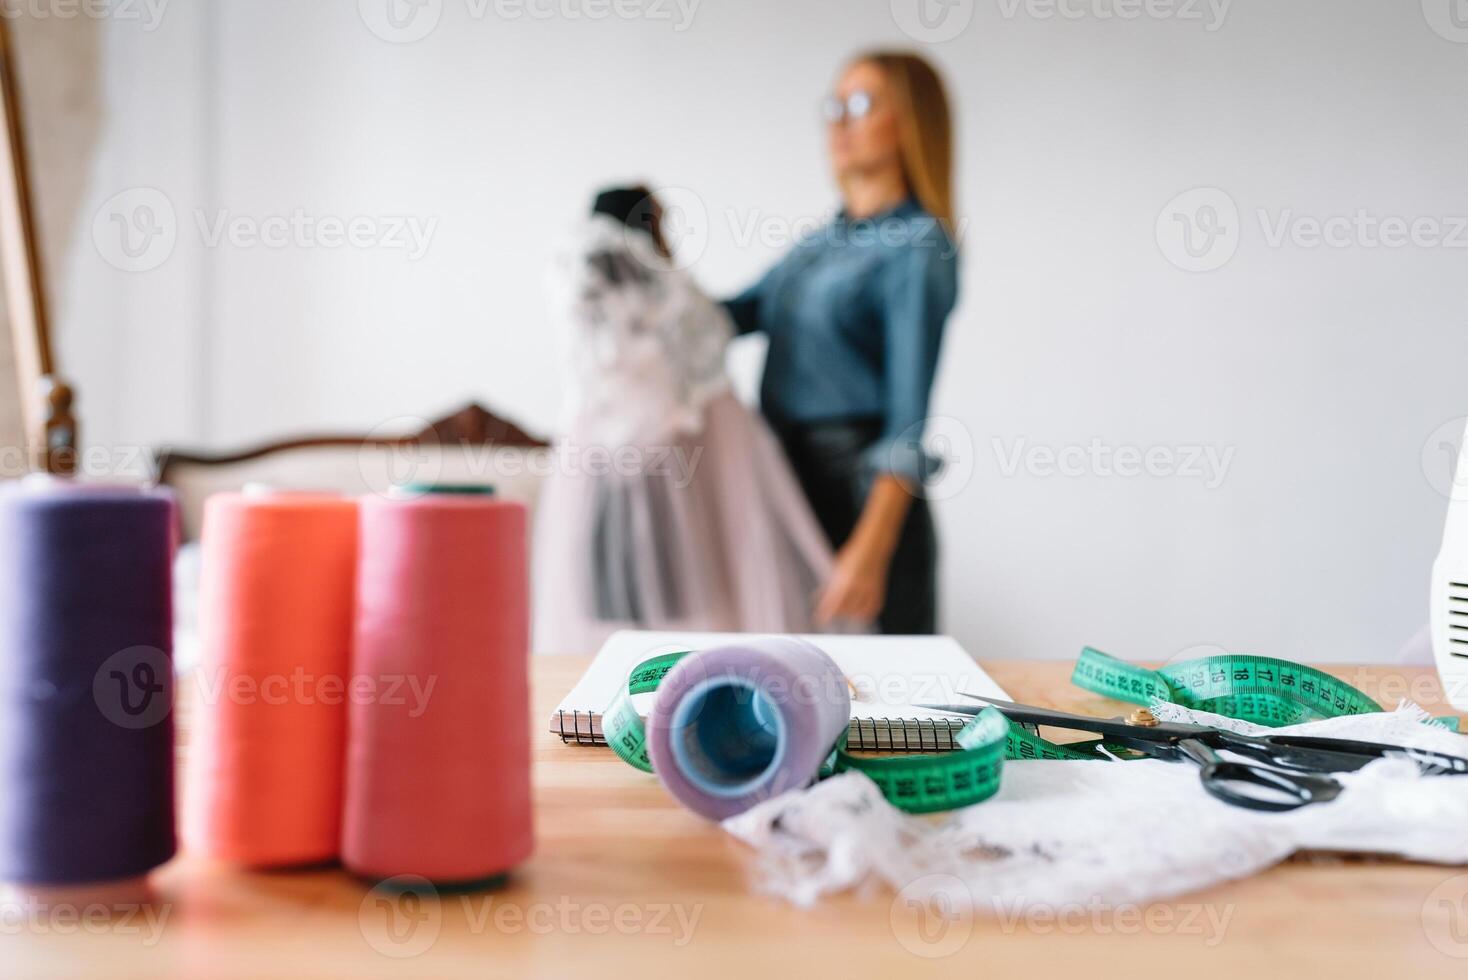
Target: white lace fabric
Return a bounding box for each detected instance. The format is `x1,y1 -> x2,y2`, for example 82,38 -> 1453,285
723,703 -> 1468,910
545,215 -> 731,448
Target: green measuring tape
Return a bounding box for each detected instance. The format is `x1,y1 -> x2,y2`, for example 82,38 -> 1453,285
1073,646 -> 1459,731
604,645 -> 1460,817
603,651 -> 684,774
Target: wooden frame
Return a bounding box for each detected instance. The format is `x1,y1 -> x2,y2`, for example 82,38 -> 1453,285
0,17 -> 76,474
153,401 -> 548,487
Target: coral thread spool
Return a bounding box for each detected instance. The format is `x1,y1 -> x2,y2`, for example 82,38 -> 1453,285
185,492 -> 358,866
343,493 -> 532,884
0,482 -> 177,889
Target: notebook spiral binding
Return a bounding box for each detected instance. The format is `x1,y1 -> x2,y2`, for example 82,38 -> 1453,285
553,710 -> 971,753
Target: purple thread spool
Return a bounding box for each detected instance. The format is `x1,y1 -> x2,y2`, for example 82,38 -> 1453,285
0,481 -> 177,888
645,637 -> 850,820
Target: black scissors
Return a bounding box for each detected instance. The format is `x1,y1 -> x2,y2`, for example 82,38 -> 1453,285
917,695 -> 1468,812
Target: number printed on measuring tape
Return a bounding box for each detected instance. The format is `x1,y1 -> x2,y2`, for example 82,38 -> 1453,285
603,650 -> 691,773
832,707 -> 1011,814
1074,646 -> 1387,727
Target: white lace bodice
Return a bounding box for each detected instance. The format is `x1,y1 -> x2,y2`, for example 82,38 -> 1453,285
546,216 -> 732,447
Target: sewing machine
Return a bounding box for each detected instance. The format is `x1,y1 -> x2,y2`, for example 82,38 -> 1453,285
1432,416 -> 1468,711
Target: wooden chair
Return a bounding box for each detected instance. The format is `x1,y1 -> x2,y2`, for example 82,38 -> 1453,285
0,18 -> 76,472
154,401 -> 550,540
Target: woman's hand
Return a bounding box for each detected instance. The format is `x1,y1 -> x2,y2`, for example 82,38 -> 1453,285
815,534 -> 893,624
814,474 -> 914,626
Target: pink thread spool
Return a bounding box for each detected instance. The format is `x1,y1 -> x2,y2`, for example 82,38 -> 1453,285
342,493 -> 533,884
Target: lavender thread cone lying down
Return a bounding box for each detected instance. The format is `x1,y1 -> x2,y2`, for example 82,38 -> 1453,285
645,637 -> 852,821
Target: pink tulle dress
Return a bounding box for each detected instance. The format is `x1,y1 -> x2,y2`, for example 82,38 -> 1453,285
532,216 -> 838,653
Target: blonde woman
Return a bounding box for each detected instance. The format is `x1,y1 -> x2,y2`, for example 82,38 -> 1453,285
726,52 -> 959,634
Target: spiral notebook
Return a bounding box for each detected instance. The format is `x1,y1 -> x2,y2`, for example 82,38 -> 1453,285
550,630 -> 1010,753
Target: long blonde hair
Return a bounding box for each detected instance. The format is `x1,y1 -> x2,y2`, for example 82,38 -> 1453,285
852,51 -> 955,236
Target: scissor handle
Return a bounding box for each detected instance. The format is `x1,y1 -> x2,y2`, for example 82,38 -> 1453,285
1207,732 -> 1381,775
1179,738 -> 1344,812
1197,759 -> 1344,811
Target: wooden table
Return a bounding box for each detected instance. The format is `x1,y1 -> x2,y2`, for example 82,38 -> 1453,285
10,659 -> 1468,978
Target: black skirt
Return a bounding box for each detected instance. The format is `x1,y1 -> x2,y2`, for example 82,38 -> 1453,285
771,418 -> 937,635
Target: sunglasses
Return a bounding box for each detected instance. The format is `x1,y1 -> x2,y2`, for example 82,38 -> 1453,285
820,89 -> 875,125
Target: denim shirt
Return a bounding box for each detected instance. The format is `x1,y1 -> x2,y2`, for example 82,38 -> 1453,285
724,198 -> 958,482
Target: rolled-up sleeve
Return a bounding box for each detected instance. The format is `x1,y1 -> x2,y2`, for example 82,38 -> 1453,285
865,230 -> 958,485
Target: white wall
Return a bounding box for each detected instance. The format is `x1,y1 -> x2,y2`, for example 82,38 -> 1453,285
66,0 -> 1468,661
60,1 -> 209,457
